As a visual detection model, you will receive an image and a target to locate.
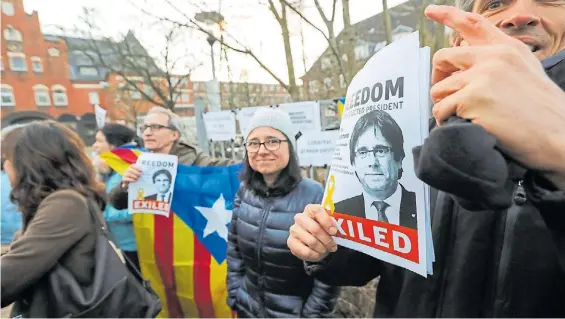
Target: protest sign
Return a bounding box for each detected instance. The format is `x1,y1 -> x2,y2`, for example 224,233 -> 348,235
322,32 -> 432,277
94,104 -> 107,128
129,153 -> 178,217
236,106 -> 267,134
203,110 -> 237,141
297,130 -> 339,166
277,101 -> 322,132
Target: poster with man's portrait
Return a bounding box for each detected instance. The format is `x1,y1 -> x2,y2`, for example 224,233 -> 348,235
322,32 -> 432,277
128,153 -> 178,217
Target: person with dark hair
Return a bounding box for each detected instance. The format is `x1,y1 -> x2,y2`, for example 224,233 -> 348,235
92,123 -> 141,268
1,121 -> 106,316
227,108 -> 339,318
145,169 -> 172,202
336,110 -> 416,229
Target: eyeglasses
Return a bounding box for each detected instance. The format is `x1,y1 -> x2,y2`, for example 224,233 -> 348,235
142,124 -> 176,132
244,138 -> 288,153
355,146 -> 392,159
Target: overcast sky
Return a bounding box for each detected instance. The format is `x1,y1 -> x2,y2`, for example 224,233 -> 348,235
23,0 -> 409,84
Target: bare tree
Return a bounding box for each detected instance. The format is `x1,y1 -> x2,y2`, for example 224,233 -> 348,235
68,8 -> 202,119
266,0 -> 300,101
382,0 -> 393,44
130,0 -> 305,101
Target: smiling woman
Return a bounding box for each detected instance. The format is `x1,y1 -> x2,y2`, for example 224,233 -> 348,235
227,108 -> 340,318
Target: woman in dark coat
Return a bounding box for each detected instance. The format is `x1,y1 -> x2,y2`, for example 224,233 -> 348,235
226,108 -> 340,318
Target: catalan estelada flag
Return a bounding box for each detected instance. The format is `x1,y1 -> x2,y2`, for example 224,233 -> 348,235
100,147 -> 241,318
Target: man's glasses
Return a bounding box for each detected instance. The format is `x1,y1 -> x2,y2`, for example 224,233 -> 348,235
355,146 -> 392,159
244,138 -> 288,153
142,124 -> 176,132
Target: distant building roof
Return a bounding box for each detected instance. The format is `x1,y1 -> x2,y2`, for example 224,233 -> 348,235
48,31 -> 164,82
302,0 -> 424,81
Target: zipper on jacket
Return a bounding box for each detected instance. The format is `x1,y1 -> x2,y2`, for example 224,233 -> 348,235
255,204 -> 271,317
493,180 -> 525,317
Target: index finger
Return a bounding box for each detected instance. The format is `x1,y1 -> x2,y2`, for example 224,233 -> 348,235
305,204 -> 337,235
425,5 -> 521,48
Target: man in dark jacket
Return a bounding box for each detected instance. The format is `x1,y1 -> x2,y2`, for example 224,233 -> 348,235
287,3 -> 565,318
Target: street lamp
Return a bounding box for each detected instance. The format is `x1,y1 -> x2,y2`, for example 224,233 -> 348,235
195,11 -> 225,80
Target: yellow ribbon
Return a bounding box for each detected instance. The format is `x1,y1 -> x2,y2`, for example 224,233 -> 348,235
322,175 -> 336,214
137,188 -> 144,200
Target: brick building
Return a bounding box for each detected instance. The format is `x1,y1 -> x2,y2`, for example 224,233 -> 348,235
1,0 -> 196,145
1,0 -> 102,142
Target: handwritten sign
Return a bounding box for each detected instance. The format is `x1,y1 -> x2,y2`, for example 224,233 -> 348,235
203,110 -> 237,141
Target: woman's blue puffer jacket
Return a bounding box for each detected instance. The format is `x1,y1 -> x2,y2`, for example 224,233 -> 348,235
227,178 -> 340,318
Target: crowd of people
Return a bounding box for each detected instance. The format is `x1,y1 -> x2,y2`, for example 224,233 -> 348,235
1,0 -> 565,317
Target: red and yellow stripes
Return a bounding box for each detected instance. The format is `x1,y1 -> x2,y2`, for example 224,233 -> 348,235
133,213 -> 232,318
99,148 -> 142,175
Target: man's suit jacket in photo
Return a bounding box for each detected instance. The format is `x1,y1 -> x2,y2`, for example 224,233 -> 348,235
144,193 -> 172,203
333,185 -> 417,230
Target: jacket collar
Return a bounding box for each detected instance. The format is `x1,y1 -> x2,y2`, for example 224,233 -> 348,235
542,49 -> 565,69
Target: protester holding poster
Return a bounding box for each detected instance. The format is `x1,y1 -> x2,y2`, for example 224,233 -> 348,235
108,106 -> 232,209
288,3 -> 565,318
227,109 -> 339,318
106,106 -> 236,318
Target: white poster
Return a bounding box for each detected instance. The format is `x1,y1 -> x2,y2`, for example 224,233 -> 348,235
203,110 -> 237,141
297,130 -> 339,166
94,104 -> 107,128
277,101 -> 321,132
322,32 -> 432,277
128,153 -> 178,217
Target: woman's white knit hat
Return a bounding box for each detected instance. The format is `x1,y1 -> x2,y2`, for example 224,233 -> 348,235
245,108 -> 299,149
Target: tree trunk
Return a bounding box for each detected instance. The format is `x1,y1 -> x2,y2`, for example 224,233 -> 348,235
342,0 -> 356,83
279,3 -> 299,101
382,0 -> 393,44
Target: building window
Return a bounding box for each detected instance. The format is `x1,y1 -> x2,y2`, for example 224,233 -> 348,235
2,1 -> 14,16
8,53 -> 26,71
130,86 -> 142,100
309,80 -> 319,94
3,25 -> 22,42
89,91 -> 100,105
48,48 -> 60,57
31,56 -> 43,73
339,74 -> 346,88
355,44 -> 370,60
79,66 -> 98,76
1,85 -> 15,107
193,82 -> 200,90
321,57 -> 331,70
52,85 -> 68,106
181,93 -> 190,102
324,77 -> 333,89
144,84 -> 153,97
33,85 -> 51,107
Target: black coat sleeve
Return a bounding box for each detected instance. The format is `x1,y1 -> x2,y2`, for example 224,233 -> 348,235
523,171 -> 565,272
301,278 -> 340,318
107,183 -> 128,210
226,185 -> 245,309
305,245 -> 382,287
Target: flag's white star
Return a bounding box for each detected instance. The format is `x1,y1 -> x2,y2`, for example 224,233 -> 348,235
194,194 -> 233,241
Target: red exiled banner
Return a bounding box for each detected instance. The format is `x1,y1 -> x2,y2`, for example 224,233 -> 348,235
332,212 -> 419,263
